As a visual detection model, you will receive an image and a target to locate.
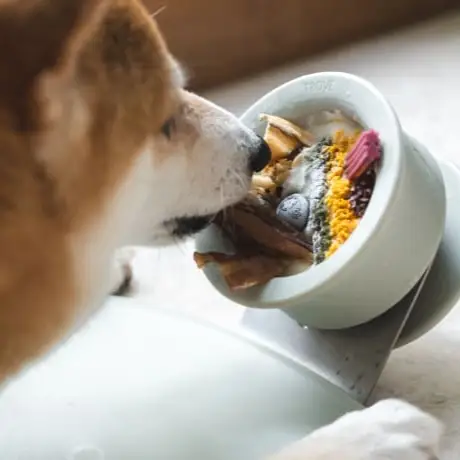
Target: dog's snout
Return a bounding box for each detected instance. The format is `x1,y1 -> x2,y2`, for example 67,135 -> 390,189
249,136 -> 271,172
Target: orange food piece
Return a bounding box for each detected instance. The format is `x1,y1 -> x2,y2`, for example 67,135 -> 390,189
193,252 -> 291,291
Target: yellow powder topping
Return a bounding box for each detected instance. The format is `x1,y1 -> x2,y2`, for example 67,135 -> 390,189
325,130 -> 360,258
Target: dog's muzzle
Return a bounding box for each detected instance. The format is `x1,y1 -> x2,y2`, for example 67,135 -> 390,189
168,215 -> 214,238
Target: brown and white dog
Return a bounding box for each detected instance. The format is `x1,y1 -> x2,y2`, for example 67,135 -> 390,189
0,0 -> 443,458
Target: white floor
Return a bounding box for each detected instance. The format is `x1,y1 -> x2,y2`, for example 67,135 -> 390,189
130,11 -> 460,458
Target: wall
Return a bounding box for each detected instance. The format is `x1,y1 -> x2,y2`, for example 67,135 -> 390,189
143,0 -> 459,90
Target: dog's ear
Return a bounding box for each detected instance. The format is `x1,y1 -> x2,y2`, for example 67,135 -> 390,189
0,0 -> 109,129
0,0 -> 109,77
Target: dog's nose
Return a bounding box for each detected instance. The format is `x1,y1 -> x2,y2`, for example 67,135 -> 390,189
249,136 -> 271,172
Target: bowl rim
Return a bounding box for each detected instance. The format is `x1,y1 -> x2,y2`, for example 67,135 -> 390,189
198,72 -> 404,306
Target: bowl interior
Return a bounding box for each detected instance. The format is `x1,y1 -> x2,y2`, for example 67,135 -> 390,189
195,72 -> 403,307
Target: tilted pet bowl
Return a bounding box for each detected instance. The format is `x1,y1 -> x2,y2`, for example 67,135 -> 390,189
196,72 -> 447,330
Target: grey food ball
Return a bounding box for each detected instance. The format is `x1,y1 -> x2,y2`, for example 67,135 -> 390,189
276,193 -> 310,231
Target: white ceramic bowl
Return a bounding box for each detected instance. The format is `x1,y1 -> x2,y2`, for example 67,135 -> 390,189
195,72 -> 446,329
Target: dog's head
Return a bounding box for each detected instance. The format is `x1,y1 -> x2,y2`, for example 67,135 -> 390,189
0,0 -> 269,246
145,90 -> 271,244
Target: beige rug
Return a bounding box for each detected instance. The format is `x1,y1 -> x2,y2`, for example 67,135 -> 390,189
129,11 -> 460,459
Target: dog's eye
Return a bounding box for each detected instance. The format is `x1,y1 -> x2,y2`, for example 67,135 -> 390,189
161,118 -> 175,139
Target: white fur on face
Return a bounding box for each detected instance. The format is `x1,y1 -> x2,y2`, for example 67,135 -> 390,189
72,91 -> 263,303
144,91 -> 263,244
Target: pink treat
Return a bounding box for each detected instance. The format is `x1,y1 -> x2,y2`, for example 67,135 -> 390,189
345,129 -> 381,180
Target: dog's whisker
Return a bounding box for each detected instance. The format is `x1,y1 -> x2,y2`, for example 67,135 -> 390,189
219,184 -> 225,208
170,234 -> 189,257
231,169 -> 247,192
208,212 -> 218,223
154,247 -> 163,266
151,5 -> 166,18
219,184 -> 230,221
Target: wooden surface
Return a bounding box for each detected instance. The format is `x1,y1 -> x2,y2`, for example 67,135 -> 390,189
143,0 -> 460,90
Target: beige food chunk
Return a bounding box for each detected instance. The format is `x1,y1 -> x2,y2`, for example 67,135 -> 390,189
193,252 -> 290,291
260,113 -> 315,161
263,125 -> 301,161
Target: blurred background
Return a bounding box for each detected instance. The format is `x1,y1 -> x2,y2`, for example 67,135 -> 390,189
143,0 -> 459,90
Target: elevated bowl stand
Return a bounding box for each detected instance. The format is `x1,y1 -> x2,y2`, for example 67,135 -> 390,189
242,157 -> 460,404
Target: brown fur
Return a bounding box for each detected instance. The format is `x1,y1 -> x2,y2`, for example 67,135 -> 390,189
0,0 -> 179,382
0,3 -> 444,460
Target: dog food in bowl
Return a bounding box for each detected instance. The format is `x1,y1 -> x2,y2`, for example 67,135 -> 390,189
194,111 -> 383,291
